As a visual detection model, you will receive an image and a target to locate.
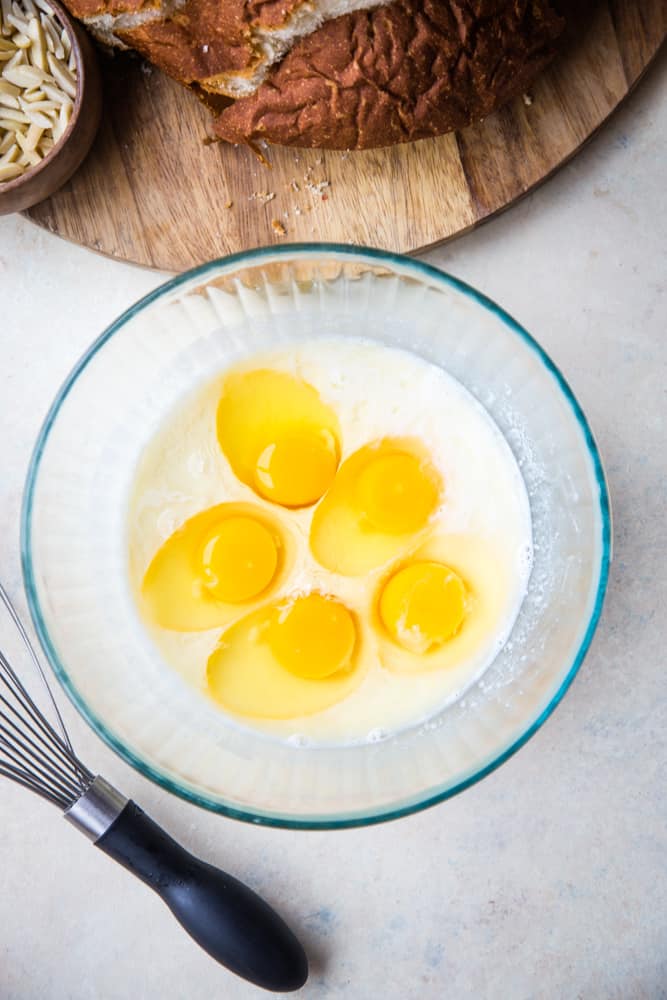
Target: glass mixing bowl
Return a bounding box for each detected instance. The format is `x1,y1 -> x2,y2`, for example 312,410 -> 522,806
22,246 -> 610,829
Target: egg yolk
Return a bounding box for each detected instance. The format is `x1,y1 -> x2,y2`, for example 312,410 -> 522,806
267,594 -> 357,680
217,369 -> 341,508
379,561 -> 467,654
254,428 -> 338,507
206,596 -> 363,719
356,451 -> 440,534
200,515 -> 278,603
141,503 -> 285,631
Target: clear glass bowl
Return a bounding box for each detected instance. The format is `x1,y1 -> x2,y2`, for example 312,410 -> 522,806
22,246 -> 611,829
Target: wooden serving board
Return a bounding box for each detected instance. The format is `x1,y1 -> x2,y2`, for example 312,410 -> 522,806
25,0 -> 666,272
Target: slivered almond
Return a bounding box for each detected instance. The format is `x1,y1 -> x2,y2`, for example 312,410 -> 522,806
46,49 -> 74,96
0,0 -> 11,36
51,93 -> 69,138
40,13 -> 62,57
17,145 -> 38,165
3,46 -> 22,68
19,96 -> 57,110
0,105 -> 29,122
24,118 -> 40,145
0,0 -> 78,182
0,160 -> 22,178
6,12 -> 29,34
28,15 -> 46,69
3,62 -> 44,86
21,85 -> 44,100
0,138 -> 18,162
40,80 -> 65,102
13,120 -> 30,147
23,103 -> 50,126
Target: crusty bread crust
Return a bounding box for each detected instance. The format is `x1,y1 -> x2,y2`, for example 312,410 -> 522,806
64,0 -> 162,17
213,0 -> 564,149
60,0 -> 565,150
75,0 -> 392,96
116,0 -> 264,85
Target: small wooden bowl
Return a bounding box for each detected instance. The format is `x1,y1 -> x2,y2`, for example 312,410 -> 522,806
0,0 -> 102,215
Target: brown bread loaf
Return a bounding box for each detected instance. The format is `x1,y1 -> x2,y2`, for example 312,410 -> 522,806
62,0 -> 565,150
214,0 -> 565,149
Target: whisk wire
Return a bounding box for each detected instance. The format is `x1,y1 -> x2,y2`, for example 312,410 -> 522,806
0,760 -> 67,807
0,709 -> 84,801
0,584 -> 94,810
0,649 -> 89,785
0,583 -> 74,752
0,731 -> 80,806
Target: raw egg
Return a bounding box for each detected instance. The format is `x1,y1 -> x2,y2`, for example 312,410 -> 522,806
379,561 -> 468,654
206,594 -> 362,719
129,338 -> 533,742
310,438 -> 442,575
376,534 -> 509,675
216,369 -> 341,508
141,503 -> 287,631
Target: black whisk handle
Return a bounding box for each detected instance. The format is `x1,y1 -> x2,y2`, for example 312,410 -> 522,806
95,801 -> 308,993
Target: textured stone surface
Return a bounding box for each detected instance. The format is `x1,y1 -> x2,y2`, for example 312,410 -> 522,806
0,52 -> 665,1000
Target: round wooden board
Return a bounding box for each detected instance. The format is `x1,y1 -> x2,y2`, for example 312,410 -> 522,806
24,1 -> 666,272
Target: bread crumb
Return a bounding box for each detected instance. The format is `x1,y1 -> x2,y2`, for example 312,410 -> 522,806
272,219 -> 287,236
250,191 -> 276,204
522,92 -> 533,107
306,179 -> 330,198
225,200 -> 234,209
289,179 -> 300,193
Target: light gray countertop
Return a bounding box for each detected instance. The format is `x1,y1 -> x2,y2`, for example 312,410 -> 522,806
0,52 -> 665,1000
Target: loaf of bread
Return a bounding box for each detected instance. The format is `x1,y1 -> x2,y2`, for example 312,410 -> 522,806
63,0 -> 565,150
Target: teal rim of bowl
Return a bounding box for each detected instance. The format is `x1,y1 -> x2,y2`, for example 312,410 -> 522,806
21,244 -> 611,830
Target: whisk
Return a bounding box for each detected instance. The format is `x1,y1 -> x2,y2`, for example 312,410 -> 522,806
0,582 -> 308,993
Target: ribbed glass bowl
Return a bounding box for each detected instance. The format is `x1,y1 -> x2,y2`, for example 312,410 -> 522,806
22,246 -> 610,829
